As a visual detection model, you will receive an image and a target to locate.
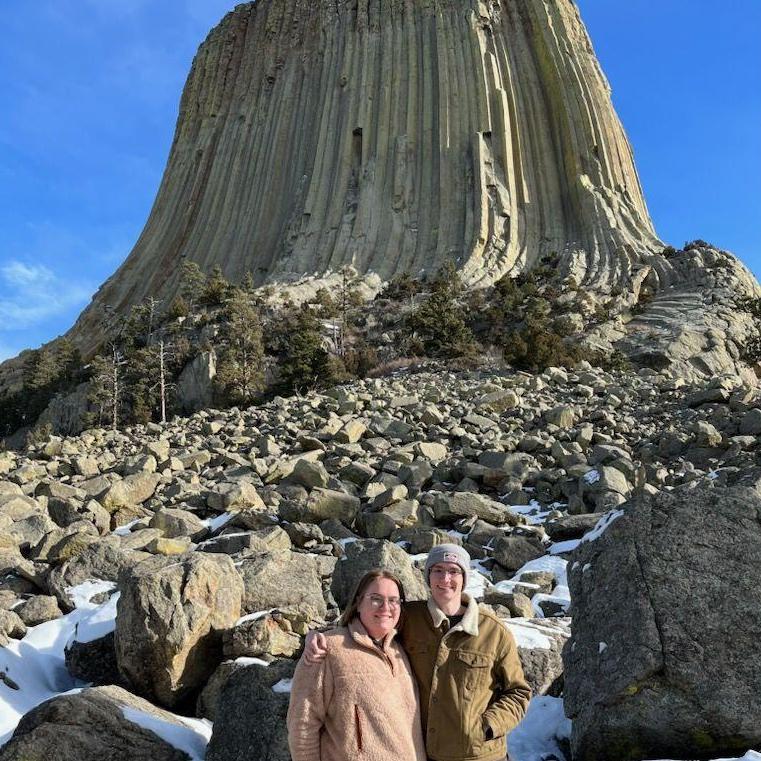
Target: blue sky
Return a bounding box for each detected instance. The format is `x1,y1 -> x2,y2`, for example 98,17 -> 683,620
0,1 -> 759,362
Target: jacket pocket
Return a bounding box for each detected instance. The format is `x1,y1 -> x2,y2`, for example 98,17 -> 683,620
456,650 -> 491,692
354,704 -> 364,752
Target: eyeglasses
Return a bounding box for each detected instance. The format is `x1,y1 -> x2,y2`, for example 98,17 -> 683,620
363,594 -> 402,609
430,568 -> 463,579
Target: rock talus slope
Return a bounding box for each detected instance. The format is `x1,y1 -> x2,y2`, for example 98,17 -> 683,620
72,0 -> 659,353
4,365 -> 761,757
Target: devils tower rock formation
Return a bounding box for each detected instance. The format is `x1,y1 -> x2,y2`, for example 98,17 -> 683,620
0,0 -> 757,406
70,0 -> 662,354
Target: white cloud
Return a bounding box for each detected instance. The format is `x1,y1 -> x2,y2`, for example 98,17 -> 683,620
2,262 -> 54,288
0,260 -> 94,331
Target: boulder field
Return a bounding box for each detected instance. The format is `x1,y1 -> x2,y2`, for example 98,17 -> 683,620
1,362 -> 761,759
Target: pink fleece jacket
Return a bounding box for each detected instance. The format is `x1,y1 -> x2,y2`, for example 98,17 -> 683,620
287,619 -> 427,761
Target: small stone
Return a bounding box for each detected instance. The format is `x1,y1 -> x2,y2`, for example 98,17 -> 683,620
413,442 -> 448,463
287,459 -> 330,490
224,614 -> 301,659
16,595 -> 62,626
207,481 -> 265,511
544,405 -> 576,429
492,535 -> 545,572
146,536 -> 194,555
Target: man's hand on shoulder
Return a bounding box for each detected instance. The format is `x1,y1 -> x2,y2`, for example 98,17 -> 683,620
303,630 -> 328,665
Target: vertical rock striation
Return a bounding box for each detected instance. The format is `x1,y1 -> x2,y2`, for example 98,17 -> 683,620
71,0 -> 660,353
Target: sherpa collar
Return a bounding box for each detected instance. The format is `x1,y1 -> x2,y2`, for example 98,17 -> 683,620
427,593 -> 479,636
348,617 -> 398,652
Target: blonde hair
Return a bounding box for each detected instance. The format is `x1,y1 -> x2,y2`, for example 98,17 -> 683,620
339,569 -> 406,627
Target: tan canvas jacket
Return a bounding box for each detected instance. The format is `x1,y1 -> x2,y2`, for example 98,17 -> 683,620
400,595 -> 531,761
287,618 -> 427,761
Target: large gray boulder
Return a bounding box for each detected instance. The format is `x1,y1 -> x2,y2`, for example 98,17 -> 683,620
196,660 -> 247,721
205,660 -> 294,761
46,540 -> 143,611
0,686 -> 193,761
115,552 -> 243,708
238,549 -> 326,618
99,473 -> 161,512
563,486 -> 761,761
65,632 -> 124,687
432,492 -> 523,526
330,539 -> 427,609
281,487 -> 360,525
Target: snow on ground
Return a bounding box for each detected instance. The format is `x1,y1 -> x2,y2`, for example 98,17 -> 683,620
508,696 -> 571,761
112,519 -> 141,536
233,657 -> 270,667
505,618 -> 560,650
549,508 -> 625,555
121,707 -> 211,761
582,469 -> 600,484
0,580 -> 116,744
201,513 -> 235,533
68,591 -> 120,645
465,567 -> 491,599
234,609 -> 273,626
492,554 -> 571,618
0,578 -> 213,761
506,500 -> 554,525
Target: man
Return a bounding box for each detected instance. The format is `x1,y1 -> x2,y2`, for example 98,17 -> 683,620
305,544 -> 531,761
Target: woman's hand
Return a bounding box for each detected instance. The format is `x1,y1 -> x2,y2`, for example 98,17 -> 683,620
303,631 -> 328,664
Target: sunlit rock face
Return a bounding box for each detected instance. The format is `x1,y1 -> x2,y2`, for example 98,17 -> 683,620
71,0 -> 660,353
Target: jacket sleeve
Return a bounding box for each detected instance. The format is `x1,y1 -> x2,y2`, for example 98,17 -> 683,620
287,647 -> 334,761
483,628 -> 531,738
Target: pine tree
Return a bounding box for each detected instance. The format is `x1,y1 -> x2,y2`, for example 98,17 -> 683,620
405,261 -> 476,358
215,287 -> 265,406
179,261 -> 206,311
24,348 -> 58,392
55,338 -> 82,385
279,306 -> 339,392
241,271 -> 256,295
201,265 -> 230,306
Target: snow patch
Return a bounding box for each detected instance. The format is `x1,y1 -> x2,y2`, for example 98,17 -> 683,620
580,510 -> 624,544
582,469 -> 600,484
234,657 -> 270,667
549,509 -> 624,555
68,592 -> 120,646
67,580 -> 117,610
507,696 -> 571,761
464,568 -> 490,600
506,500 -> 553,526
504,619 -> 555,650
0,580 -> 119,745
235,610 -> 273,626
202,512 -> 235,533
121,707 -> 211,761
112,519 -> 141,536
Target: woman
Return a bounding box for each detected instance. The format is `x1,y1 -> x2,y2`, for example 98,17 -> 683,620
287,569 -> 426,761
